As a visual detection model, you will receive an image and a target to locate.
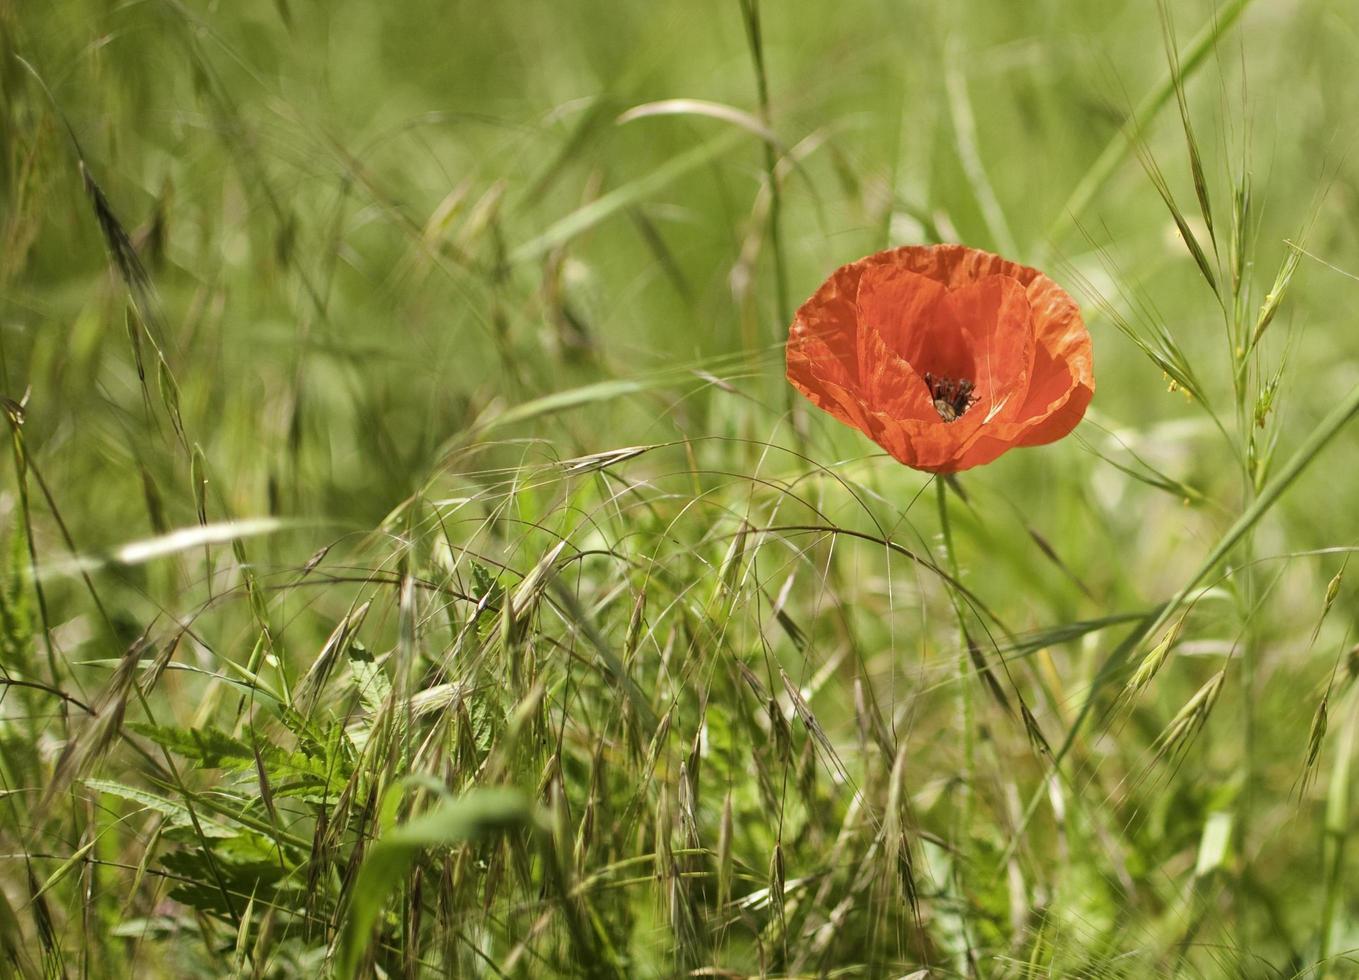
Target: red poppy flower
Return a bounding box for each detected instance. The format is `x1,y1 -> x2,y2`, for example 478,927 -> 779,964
786,243 -> 1094,473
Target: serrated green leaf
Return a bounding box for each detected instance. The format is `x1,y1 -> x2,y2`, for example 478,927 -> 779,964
347,643 -> 391,715
84,779 -> 238,838
126,724 -> 257,771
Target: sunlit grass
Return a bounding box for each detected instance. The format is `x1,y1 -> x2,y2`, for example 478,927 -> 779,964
3,0 -> 1359,976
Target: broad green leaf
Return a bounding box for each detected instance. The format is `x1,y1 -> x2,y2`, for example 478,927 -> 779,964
337,789 -> 536,980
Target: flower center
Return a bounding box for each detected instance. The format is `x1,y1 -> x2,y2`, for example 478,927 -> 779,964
923,372 -> 977,423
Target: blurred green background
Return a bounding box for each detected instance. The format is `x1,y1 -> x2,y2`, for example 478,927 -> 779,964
4,0 -> 1359,975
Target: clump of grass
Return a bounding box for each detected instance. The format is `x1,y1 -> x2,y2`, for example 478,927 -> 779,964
4,0 -> 1359,977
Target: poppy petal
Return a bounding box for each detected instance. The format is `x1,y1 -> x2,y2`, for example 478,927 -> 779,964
855,265 -> 972,382
943,275 -> 1034,423
786,333 -> 878,437
857,325 -> 935,422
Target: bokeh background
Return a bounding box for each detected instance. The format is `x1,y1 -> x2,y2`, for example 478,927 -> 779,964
3,0 -> 1359,976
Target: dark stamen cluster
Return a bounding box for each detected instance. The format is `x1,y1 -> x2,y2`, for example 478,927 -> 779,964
924,372 -> 977,423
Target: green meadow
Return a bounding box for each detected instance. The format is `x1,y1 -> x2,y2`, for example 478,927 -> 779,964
4,0 -> 1359,975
